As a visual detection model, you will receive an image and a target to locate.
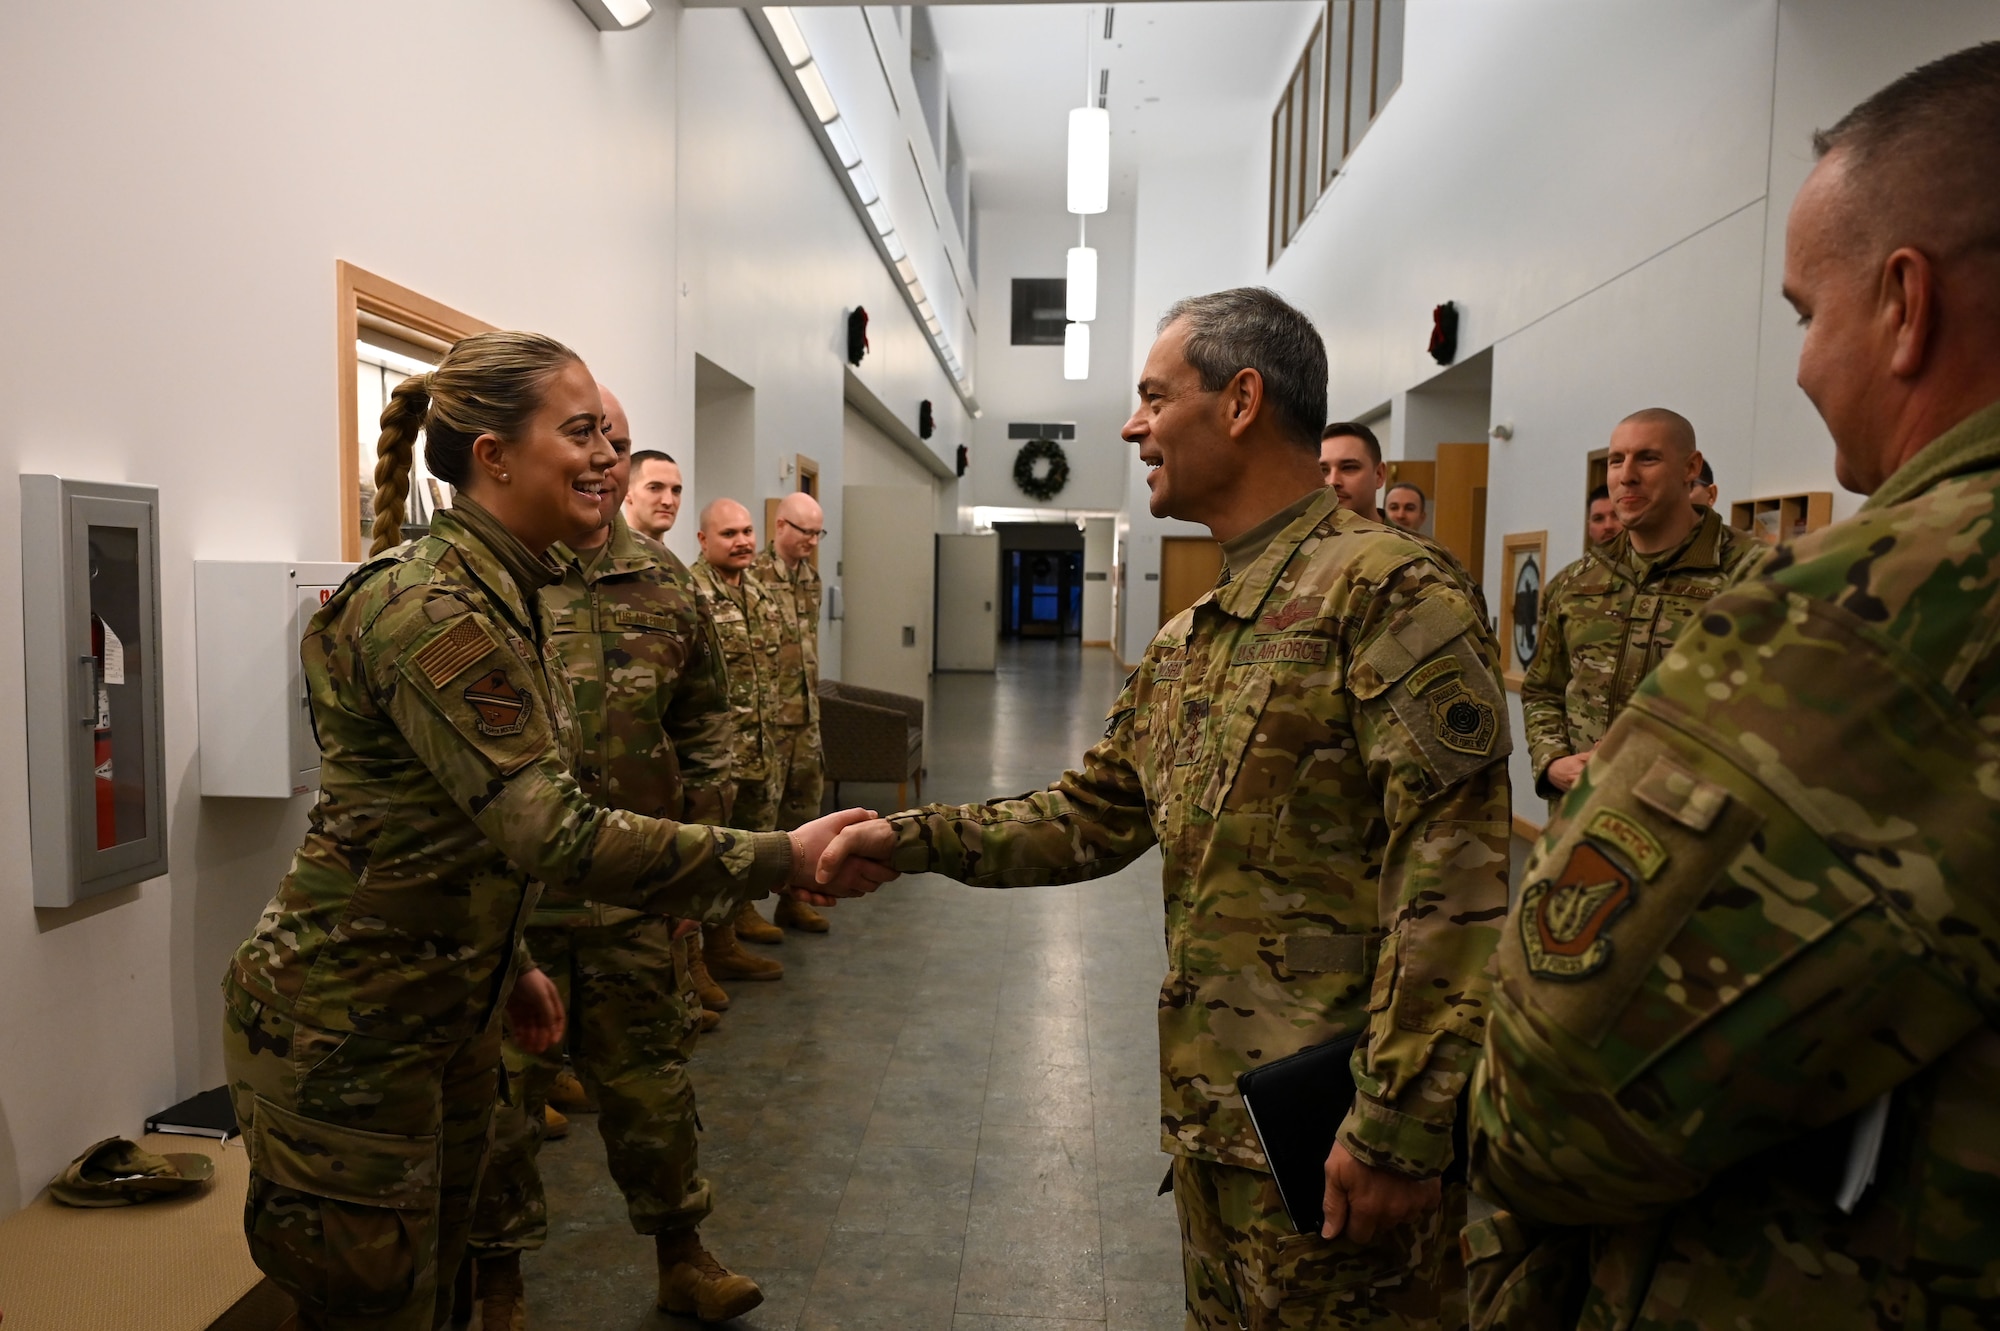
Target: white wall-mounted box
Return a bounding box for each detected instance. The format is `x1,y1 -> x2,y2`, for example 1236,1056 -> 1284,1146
195,561 -> 355,798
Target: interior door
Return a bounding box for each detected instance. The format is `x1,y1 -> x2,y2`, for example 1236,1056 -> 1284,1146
1435,442 -> 1490,582
842,485 -> 935,706
935,533 -> 998,671
1158,536 -> 1224,627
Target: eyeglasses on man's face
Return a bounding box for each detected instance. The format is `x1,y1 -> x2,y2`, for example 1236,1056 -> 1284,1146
779,518 -> 826,541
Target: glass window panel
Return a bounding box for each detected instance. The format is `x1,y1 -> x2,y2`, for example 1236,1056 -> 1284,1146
1326,1 -> 1353,177
87,524 -> 147,848
1349,0 -> 1377,157
357,344 -> 445,545
1302,22 -> 1325,213
1276,90 -> 1295,248
1375,0 -> 1405,114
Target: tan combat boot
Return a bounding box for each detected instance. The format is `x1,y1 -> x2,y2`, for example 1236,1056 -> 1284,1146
548,1066 -> 592,1113
698,1008 -> 721,1033
476,1253 -> 526,1331
656,1231 -> 763,1323
689,939 -> 731,1011
543,1104 -> 570,1140
774,895 -> 830,933
704,924 -> 784,982
732,900 -> 785,944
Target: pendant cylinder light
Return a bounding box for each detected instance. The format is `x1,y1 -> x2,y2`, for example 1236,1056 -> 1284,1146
1063,321 -> 1091,380
1067,107 -> 1110,215
1065,246 -> 1098,322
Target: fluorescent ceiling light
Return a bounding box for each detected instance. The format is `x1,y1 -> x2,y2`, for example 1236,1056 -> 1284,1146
764,6 -> 811,66
1064,322 -> 1090,380
866,200 -> 893,235
796,61 -> 839,124
573,0 -> 653,29
1067,107 -> 1110,215
824,116 -> 861,168
847,163 -> 880,205
895,258 -> 917,284
1066,247 -> 1098,322
882,230 -> 907,262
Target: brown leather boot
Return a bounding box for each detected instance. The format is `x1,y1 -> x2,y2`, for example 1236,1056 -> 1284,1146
704,924 -> 784,981
543,1104 -> 570,1140
547,1066 -> 592,1113
698,1007 -> 721,1033
732,900 -> 785,944
774,895 -> 830,933
689,938 -> 731,1011
656,1230 -> 763,1322
476,1253 -> 526,1331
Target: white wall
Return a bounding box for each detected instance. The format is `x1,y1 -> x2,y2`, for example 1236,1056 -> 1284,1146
0,0 -> 687,1217
967,205 -> 1137,515
1081,517 -> 1114,645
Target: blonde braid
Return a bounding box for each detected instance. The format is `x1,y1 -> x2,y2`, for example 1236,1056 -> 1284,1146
369,373 -> 431,557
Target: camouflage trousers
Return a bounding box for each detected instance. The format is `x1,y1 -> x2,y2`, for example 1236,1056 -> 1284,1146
221,976 -> 501,1331
734,722 -> 823,833
468,913 -> 709,1253
1172,1154 -> 1463,1331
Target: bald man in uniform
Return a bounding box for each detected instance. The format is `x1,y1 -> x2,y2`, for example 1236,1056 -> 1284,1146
750,492 -> 831,933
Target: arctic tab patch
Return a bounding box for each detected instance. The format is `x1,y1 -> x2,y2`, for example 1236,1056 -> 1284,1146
1584,808 -> 1668,881
1405,657 -> 1463,696
1520,841 -> 1636,981
464,669 -> 532,736
413,616 -> 498,688
1230,636 -> 1330,667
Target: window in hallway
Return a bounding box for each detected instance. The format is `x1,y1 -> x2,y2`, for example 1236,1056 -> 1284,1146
1010,277 -> 1068,345
1269,0 -> 1407,264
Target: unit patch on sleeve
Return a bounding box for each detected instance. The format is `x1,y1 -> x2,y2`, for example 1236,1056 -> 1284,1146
464,669 -> 533,736
1519,841 -> 1636,981
1427,678 -> 1497,756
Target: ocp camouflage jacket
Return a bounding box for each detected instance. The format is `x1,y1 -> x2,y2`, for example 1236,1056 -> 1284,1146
887,488 -> 1513,1176
690,558 -> 788,799
1468,399 -> 2000,1328
752,546 -> 821,731
1521,508 -> 1762,798
229,503 -> 791,1042
531,514 -> 737,930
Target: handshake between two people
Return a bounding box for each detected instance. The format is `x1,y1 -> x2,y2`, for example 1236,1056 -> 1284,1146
782,808 -> 904,908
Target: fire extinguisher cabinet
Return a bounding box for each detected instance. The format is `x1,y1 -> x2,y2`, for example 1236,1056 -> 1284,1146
21,475 -> 169,907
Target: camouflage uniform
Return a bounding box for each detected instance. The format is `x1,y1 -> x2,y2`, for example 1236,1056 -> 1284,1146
751,546 -> 825,829
470,514 -> 735,1258
1465,400 -> 2000,1329
1520,508 -> 1761,800
885,488 -> 1512,1330
1402,525 -> 1490,629
690,557 -> 788,833
223,501 -> 792,1331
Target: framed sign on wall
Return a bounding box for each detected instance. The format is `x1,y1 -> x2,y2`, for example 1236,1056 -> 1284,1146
1499,530 -> 1547,691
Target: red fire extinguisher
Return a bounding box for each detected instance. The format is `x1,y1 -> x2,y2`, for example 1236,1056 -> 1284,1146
91,613 -> 115,849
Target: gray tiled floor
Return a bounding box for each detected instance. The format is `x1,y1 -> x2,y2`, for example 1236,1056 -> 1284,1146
523,641 -> 1185,1330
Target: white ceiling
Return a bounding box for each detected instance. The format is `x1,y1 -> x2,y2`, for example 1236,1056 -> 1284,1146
926,2 -> 1320,211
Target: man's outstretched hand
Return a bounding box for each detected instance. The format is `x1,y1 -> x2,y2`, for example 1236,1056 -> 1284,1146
817,817 -> 899,893
1321,1143 -> 1440,1243
785,808 -> 899,906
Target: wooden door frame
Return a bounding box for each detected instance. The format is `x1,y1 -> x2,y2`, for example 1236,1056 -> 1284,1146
336,261 -> 495,560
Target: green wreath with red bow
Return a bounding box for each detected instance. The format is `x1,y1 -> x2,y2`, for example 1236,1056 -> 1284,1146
1013,439 -> 1070,502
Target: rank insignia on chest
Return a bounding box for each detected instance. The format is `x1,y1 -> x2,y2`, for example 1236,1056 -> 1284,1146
1426,678 -> 1496,755
464,669 -> 532,736
1520,841 -> 1635,980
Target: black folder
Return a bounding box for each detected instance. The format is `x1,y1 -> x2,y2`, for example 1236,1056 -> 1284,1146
145,1086 -> 238,1141
1236,1033 -> 1362,1235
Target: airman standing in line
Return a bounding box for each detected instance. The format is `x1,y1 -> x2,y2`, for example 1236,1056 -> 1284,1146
690,499 -> 792,986
750,490 -> 832,934
824,289 -> 1511,1330
464,389 -> 762,1328
1321,420 -> 1492,628
1468,42 -> 2000,1328
1519,409 -> 1760,809
622,449 -> 685,542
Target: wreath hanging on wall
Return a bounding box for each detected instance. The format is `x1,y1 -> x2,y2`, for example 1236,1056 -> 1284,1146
1013,439 -> 1070,502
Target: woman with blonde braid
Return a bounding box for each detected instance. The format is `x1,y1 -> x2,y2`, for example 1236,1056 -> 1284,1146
222,331 -> 889,1331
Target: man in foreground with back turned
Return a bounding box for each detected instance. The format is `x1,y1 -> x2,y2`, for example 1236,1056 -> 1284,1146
1466,42 -> 2000,1328
823,288 -> 1511,1330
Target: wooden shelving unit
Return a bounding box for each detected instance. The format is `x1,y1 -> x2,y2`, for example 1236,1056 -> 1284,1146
1729,491 -> 1832,545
